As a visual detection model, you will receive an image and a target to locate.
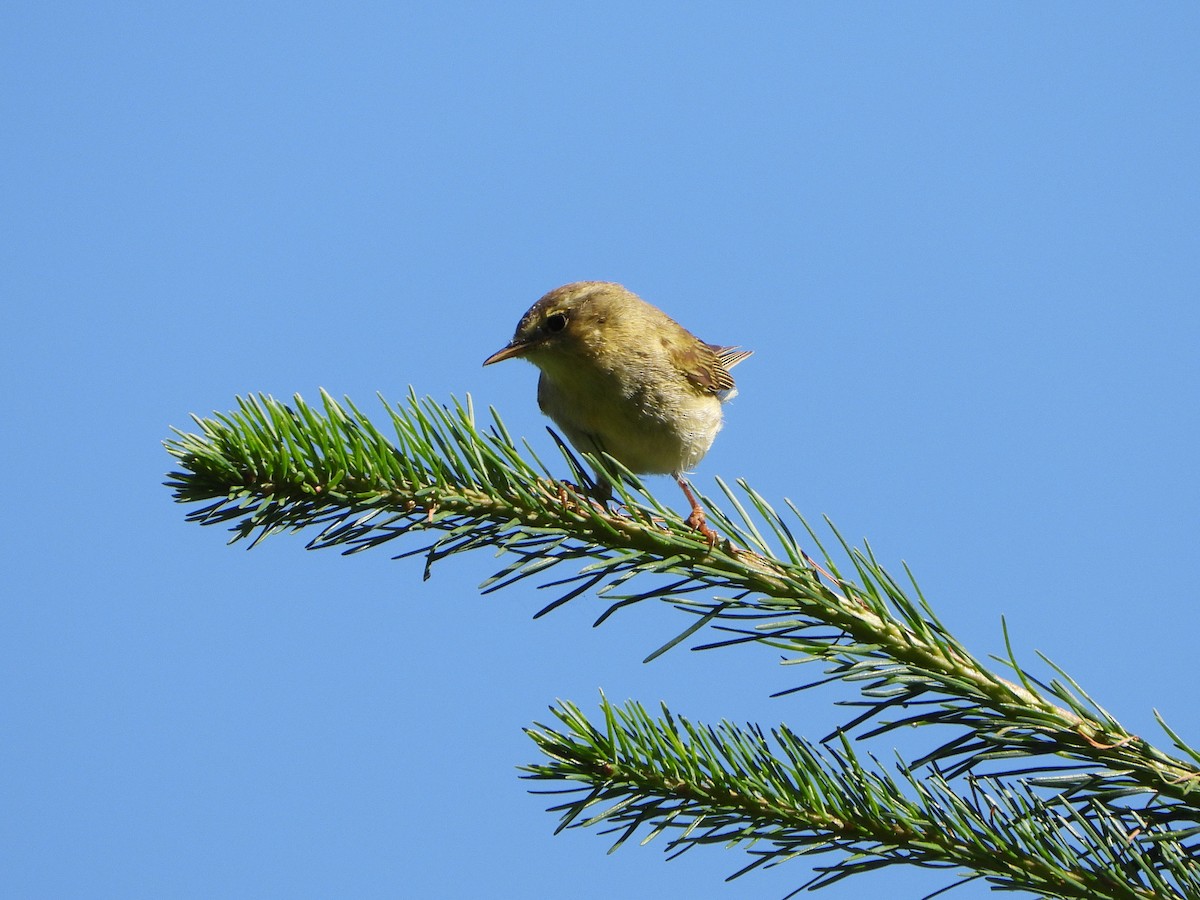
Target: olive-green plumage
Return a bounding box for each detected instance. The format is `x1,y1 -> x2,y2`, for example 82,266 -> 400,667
484,281 -> 750,537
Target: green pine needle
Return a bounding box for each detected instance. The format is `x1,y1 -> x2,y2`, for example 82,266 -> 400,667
165,390 -> 1200,899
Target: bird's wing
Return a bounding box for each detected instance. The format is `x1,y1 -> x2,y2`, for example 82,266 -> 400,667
672,341 -> 752,395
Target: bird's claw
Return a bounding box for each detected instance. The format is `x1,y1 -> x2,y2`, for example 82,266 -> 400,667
684,506 -> 718,549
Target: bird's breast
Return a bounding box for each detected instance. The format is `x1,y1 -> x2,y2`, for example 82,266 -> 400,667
535,360 -> 723,475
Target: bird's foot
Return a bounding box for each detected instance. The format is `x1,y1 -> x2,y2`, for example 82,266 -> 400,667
684,506 -> 718,548
552,479 -> 612,515
677,477 -> 718,549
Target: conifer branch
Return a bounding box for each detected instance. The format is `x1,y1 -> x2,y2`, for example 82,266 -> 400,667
164,390 -> 1200,898
524,696 -> 1185,899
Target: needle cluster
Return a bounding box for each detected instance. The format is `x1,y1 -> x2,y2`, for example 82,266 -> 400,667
164,390 -> 1200,899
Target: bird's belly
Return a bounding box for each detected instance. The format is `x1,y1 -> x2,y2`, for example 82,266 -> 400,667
537,372 -> 723,475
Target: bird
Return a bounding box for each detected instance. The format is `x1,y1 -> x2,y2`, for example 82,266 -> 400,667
483,281 -> 750,541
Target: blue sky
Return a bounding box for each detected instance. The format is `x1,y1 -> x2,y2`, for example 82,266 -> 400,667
4,4 -> 1198,898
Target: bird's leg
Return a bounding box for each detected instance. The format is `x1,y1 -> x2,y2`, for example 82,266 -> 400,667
587,474 -> 614,506
553,472 -> 613,515
676,477 -> 717,546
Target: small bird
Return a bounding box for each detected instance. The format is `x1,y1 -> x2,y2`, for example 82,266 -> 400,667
483,281 -> 751,541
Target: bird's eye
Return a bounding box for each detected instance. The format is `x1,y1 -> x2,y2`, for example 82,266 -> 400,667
545,313 -> 568,333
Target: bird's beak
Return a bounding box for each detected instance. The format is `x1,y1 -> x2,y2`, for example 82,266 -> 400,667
482,341 -> 529,366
